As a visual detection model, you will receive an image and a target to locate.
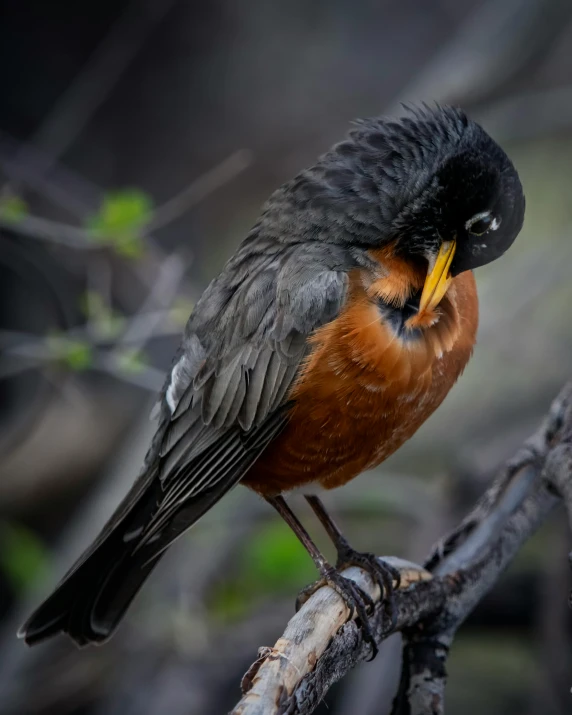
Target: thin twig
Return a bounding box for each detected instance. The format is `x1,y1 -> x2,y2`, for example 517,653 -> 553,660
146,150 -> 253,233
0,213 -> 96,248
114,253 -> 188,348
476,83 -> 572,142
392,0 -> 572,111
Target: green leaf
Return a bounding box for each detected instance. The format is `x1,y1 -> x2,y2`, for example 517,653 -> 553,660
243,520 -> 316,586
80,292 -> 126,340
65,341 -> 93,370
47,335 -> 93,371
115,347 -> 147,374
0,522 -> 49,592
86,189 -> 153,258
210,521 -> 317,623
113,233 -> 145,259
0,194 -> 28,223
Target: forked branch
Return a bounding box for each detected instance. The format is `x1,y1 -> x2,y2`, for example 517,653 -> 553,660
231,382 -> 572,715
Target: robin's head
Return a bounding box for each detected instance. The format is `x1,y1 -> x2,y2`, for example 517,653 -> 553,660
309,105 -> 525,316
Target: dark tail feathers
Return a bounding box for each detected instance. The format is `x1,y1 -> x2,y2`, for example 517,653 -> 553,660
18,524 -> 161,647
19,461 -> 242,647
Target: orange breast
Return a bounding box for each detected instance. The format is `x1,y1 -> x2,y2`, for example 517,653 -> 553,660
244,256 -> 478,496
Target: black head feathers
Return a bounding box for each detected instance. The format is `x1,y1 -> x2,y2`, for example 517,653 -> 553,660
262,105 -> 524,276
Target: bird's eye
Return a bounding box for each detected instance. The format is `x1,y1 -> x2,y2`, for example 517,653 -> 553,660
465,211 -> 500,236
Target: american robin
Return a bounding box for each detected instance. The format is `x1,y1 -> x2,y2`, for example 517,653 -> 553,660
20,105 -> 525,650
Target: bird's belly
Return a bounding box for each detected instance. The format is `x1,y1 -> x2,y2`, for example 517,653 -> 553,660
245,385 -> 436,495
243,272 -> 477,496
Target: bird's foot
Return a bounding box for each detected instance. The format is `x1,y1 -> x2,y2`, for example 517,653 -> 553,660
295,564 -> 379,658
336,547 -> 401,632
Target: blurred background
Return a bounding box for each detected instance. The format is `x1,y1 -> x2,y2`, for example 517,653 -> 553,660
1,0 -> 572,713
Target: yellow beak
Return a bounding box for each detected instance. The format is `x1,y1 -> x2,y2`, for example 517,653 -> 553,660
418,239 -> 456,315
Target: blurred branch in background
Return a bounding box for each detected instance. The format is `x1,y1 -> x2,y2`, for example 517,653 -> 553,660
0,148 -> 252,247
0,147 -> 253,420
393,0 -> 572,112
0,251 -> 188,390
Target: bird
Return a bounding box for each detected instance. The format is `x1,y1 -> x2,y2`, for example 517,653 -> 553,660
20,105 -> 525,651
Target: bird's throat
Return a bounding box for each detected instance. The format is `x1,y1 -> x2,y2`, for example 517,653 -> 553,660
376,291 -> 425,341
366,246 -> 443,336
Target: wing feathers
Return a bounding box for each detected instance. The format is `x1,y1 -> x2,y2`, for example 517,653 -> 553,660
254,350 -> 282,423
159,408 -> 201,457
138,409 -> 287,553
129,254 -> 347,564
21,184 -> 354,646
211,366 -> 244,429
238,348 -> 273,430
202,352 -> 243,424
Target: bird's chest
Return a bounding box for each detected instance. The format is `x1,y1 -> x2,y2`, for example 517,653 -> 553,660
244,270 -> 477,496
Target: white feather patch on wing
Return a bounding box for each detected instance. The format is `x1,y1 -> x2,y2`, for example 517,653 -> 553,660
166,356 -> 191,413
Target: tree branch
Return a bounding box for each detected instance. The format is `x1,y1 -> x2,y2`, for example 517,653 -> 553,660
392,0 -> 572,111
231,381 -> 572,715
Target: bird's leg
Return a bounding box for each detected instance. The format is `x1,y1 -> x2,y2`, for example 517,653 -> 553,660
266,495 -> 379,657
304,494 -> 400,630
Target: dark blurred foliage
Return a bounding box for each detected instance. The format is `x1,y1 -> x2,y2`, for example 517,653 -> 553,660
1,0 -> 572,713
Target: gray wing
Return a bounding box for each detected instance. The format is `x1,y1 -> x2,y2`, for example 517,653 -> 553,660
131,239 -> 351,555
47,239 -> 351,583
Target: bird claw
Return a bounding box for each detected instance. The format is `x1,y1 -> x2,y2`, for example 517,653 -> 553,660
295,565 -> 379,659
336,548 -> 401,633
